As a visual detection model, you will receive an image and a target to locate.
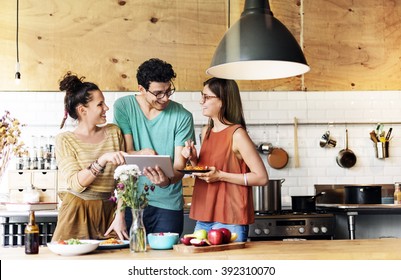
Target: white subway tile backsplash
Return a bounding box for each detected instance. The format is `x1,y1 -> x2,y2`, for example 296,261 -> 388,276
2,90 -> 401,194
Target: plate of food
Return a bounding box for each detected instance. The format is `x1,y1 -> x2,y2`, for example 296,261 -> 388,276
178,166 -> 210,174
97,238 -> 129,250
47,238 -> 100,256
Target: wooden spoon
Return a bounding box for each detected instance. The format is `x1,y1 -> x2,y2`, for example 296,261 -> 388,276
294,117 -> 300,168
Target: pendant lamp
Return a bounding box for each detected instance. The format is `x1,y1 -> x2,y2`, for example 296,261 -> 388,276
15,0 -> 21,84
206,0 -> 310,80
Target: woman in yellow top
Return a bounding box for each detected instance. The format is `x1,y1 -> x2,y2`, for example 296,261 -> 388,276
52,72 -> 127,241
182,78 -> 269,242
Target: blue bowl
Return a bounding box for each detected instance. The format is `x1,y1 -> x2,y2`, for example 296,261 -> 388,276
147,232 -> 179,250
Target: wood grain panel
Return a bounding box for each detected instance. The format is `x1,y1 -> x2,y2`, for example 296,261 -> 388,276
1,0 -> 401,91
304,0 -> 401,90
0,0 -> 227,91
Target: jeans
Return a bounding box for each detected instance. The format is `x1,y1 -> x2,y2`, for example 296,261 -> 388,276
125,205 -> 184,236
194,221 -> 249,242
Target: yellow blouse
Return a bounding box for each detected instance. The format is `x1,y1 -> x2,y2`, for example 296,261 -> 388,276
55,124 -> 124,198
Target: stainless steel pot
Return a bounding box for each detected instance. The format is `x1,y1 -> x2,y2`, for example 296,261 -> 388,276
253,179 -> 285,212
336,129 -> 357,168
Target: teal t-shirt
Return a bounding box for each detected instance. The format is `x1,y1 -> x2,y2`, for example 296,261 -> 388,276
113,95 -> 195,210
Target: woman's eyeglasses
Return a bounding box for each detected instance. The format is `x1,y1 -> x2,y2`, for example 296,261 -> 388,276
147,82 -> 175,99
200,92 -> 218,102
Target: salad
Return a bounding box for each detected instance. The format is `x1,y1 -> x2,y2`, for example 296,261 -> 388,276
57,238 -> 86,245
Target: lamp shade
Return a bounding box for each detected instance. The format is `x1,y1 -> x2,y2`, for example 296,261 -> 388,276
206,0 -> 310,80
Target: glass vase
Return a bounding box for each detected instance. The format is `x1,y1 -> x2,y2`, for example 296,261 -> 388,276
129,208 -> 147,252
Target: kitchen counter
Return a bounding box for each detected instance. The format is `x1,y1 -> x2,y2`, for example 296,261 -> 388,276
317,203 -> 401,214
1,238 -> 401,260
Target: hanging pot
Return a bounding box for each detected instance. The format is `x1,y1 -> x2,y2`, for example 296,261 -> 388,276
267,148 -> 289,169
344,186 -> 382,204
257,143 -> 273,154
291,192 -> 326,213
253,179 -> 285,212
336,129 -> 357,168
267,127 -> 289,169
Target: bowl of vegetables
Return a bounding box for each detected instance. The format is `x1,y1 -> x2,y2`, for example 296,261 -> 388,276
47,238 -> 100,256
147,232 -> 179,250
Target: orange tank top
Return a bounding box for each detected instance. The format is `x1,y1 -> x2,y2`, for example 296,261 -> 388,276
189,124 -> 254,225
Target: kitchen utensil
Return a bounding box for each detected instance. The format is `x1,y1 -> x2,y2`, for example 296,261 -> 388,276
320,131 -> 337,148
294,117 -> 300,167
291,192 -> 325,213
173,242 -> 246,253
344,186 -> 382,204
376,123 -> 384,136
375,141 -> 389,159
186,147 -> 192,167
257,143 -> 273,154
336,129 -> 357,168
385,128 -> 392,141
369,130 -> 379,143
267,148 -> 289,169
252,179 -> 285,212
267,126 -> 289,169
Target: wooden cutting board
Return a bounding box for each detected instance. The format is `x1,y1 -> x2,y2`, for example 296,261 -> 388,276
173,242 -> 246,253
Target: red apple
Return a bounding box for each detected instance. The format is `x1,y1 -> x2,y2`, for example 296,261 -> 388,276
190,238 -> 210,246
219,228 -> 232,244
180,236 -> 194,246
208,229 -> 223,245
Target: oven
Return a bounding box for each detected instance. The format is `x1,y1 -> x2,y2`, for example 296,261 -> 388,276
248,210 -> 335,241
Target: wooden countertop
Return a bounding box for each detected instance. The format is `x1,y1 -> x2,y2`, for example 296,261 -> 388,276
2,238 -> 401,260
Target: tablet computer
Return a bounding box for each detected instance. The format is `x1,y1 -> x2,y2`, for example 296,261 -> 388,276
124,155 -> 174,178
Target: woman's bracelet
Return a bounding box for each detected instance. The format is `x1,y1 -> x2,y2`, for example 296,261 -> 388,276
87,159 -> 105,176
243,173 -> 248,186
93,160 -> 105,172
87,163 -> 99,176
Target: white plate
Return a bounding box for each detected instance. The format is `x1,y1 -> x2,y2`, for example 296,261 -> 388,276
47,240 -> 100,256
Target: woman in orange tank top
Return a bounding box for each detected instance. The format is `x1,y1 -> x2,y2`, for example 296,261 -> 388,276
182,78 -> 269,241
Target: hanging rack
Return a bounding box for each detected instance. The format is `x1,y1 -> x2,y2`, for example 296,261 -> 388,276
247,121 -> 401,127
194,121 -> 401,127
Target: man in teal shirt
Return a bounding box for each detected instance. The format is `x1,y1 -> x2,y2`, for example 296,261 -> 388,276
113,58 -> 195,236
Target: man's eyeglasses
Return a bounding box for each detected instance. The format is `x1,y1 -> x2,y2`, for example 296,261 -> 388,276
147,82 -> 175,99
200,92 -> 218,102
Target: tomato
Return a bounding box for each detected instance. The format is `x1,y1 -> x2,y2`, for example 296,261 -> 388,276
57,240 -> 67,245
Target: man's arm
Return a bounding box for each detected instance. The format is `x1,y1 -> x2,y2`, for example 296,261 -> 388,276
123,134 -> 156,155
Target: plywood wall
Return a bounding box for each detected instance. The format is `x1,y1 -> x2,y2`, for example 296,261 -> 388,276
1,0 -> 401,92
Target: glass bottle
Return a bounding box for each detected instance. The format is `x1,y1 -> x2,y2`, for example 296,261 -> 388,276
394,184 -> 401,205
25,210 -> 39,254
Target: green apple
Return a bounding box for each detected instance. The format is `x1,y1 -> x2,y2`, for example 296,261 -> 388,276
184,229 -> 207,240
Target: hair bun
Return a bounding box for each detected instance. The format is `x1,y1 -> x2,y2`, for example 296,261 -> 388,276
59,71 -> 85,93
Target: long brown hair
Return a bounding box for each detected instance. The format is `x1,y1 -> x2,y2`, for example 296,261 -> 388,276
203,77 -> 246,139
